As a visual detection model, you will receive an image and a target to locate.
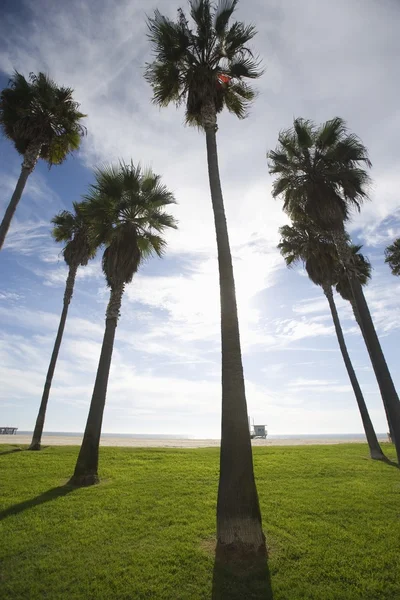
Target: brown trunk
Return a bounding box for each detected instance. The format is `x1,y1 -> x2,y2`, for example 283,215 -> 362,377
323,285 -> 386,460
349,297 -> 395,443
203,104 -> 265,557
29,264 -> 78,450
334,231 -> 400,463
69,284 -> 124,486
0,142 -> 42,251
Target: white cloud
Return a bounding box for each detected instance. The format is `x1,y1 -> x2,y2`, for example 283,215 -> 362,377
0,291 -> 22,301
286,378 -> 352,394
275,318 -> 334,342
0,305 -> 104,339
363,279 -> 400,334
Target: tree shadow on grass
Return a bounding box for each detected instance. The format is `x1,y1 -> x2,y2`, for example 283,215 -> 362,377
0,448 -> 23,456
376,455 -> 400,469
212,543 -> 274,600
383,459 -> 400,469
0,485 -> 75,522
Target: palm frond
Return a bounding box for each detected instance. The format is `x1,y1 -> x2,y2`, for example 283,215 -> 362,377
293,118 -> 314,149
145,61 -> 183,106
385,238 -> 400,276
315,117 -> 347,150
228,55 -> 262,79
276,129 -> 301,160
147,10 -> 191,63
224,81 -> 255,118
137,233 -> 167,258
190,0 -> 212,57
214,0 -> 238,35
223,21 -> 257,59
51,210 -> 76,242
325,134 -> 372,168
267,150 -> 290,172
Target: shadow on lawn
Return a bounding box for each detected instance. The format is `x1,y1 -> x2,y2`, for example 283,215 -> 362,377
0,448 -> 23,456
0,485 -> 75,521
381,457 -> 400,469
212,543 -> 273,600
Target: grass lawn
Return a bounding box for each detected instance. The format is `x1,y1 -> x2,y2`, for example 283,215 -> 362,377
0,443 -> 399,600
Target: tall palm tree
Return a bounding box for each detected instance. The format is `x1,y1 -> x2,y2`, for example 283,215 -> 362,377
385,238 -> 400,276
336,245 -> 395,442
278,221 -> 386,461
268,117 -> 400,462
0,71 -> 86,250
29,202 -> 97,451
69,162 -> 177,486
145,0 -> 265,555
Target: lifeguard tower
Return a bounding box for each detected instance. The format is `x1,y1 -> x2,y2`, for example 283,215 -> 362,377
248,417 -> 267,439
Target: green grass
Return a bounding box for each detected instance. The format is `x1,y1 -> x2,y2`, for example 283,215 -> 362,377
0,443 -> 399,600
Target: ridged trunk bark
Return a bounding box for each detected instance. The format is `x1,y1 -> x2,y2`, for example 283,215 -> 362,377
29,264 -> 79,450
202,104 -> 265,557
323,285 -> 386,460
348,297 -> 395,443
0,142 -> 42,250
69,284 -> 124,486
334,232 -> 400,463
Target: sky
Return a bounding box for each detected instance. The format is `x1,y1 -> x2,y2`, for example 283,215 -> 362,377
0,0 -> 399,438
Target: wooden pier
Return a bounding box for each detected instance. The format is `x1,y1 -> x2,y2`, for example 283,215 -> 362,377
0,427 -> 18,435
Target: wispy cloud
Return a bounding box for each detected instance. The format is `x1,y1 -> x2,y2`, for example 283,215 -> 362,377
286,378 -> 352,394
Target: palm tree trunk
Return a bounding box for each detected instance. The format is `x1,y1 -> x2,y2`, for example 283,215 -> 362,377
29,264 -> 78,450
348,297 -> 396,444
349,277 -> 400,455
323,285 -> 387,460
334,232 -> 400,462
202,104 -> 265,557
69,284 -> 124,486
0,142 -> 42,251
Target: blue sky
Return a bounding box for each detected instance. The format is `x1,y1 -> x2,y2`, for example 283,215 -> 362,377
0,0 -> 399,437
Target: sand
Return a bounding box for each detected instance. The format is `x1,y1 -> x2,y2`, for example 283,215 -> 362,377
3,434 -> 389,448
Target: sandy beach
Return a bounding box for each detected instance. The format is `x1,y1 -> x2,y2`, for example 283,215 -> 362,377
3,434 -> 389,448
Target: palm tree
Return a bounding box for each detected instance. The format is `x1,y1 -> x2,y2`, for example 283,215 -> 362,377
336,245 -> 395,442
0,71 -> 86,250
69,162 -> 177,486
278,221 -> 386,461
29,203 -> 97,451
268,117 -> 400,462
145,0 -> 265,555
385,238 -> 400,276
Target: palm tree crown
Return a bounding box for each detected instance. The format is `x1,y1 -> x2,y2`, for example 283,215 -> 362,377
84,162 -> 177,289
52,202 -> 96,269
0,71 -> 86,164
268,117 -> 372,231
145,0 -> 262,127
385,238 -> 400,276
278,220 -> 338,288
